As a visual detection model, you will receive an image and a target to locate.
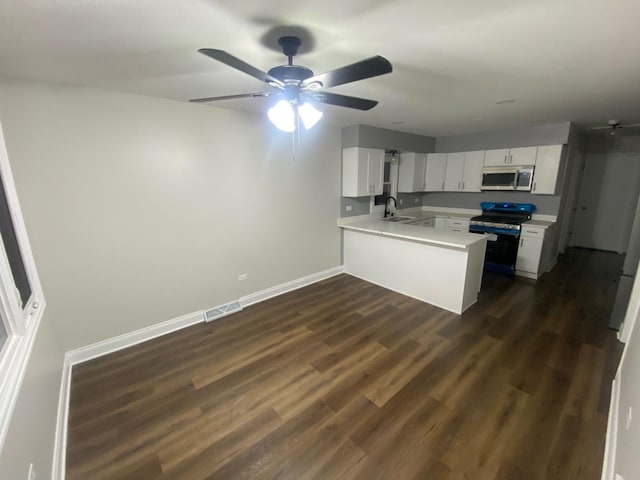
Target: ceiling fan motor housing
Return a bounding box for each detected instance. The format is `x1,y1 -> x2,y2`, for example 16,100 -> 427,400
268,65 -> 314,85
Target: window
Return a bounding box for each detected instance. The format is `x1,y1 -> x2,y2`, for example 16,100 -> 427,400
0,120 -> 45,454
374,150 -> 399,206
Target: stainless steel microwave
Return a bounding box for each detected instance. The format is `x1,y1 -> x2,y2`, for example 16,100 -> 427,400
481,165 -> 535,191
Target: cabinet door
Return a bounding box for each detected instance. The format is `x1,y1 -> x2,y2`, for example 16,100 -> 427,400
532,145 -> 563,195
444,152 -> 465,191
425,153 -> 447,191
462,151 -> 484,191
484,149 -> 509,166
367,148 -> 385,195
509,146 -> 537,165
415,154 -> 427,191
342,147 -> 369,197
398,152 -> 427,193
516,236 -> 543,273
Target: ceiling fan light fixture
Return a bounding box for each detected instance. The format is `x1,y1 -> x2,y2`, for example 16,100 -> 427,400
268,99 -> 295,132
298,102 -> 323,130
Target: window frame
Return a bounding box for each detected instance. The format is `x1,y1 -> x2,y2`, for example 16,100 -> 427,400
0,119 -> 46,454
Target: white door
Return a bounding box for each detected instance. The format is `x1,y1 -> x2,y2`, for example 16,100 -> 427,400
571,152 -> 640,252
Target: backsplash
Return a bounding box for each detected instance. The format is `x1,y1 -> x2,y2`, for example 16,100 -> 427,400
422,191 -> 561,216
341,196 -> 370,217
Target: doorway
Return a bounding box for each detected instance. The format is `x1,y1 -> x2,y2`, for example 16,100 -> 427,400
570,137 -> 640,253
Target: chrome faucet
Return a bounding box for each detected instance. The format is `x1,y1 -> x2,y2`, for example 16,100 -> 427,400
384,196 -> 397,218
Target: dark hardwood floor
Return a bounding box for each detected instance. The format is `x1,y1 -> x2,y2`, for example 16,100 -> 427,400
66,248 -> 625,479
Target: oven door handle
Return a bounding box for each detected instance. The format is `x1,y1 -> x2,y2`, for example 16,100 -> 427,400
469,226 -> 521,236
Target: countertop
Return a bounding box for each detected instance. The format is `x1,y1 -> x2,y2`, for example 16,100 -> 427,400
522,219 -> 555,228
337,215 -> 487,250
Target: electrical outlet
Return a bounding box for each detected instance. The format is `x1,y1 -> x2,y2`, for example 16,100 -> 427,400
414,198 -> 419,203
399,199 -> 403,206
625,406 -> 633,430
27,463 -> 35,480
345,205 -> 352,212
238,274 -> 247,281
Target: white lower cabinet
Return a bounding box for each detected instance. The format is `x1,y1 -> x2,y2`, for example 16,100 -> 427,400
515,225 -> 553,279
444,217 -> 470,233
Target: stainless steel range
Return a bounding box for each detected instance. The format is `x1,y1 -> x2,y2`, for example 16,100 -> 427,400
469,202 -> 536,276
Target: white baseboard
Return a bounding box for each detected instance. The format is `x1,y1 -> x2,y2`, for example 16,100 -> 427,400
51,356 -> 72,480
53,265 -> 345,479
65,310 -> 205,366
601,377 -> 620,480
240,266 -> 344,307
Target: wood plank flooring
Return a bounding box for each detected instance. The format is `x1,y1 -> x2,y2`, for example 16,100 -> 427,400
66,248 -> 624,479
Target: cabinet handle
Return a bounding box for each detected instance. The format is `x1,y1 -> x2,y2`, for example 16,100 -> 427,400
504,154 -> 508,164
520,238 -> 524,247
532,182 -> 536,192
509,154 -> 512,164
458,181 -> 461,190
462,182 -> 465,189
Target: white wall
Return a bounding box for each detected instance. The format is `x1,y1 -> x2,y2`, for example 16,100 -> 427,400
0,80 -> 342,476
613,259 -> 640,479
0,314 -> 63,479
0,81 -> 342,351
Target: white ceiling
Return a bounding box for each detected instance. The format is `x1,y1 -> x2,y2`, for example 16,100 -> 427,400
1,0 -> 639,137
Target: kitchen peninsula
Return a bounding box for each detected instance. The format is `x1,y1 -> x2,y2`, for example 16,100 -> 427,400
338,215 -> 488,314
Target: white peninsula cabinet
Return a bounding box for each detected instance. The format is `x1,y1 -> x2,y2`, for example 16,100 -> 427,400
516,223 -> 557,279
398,152 -> 427,193
443,151 -> 484,192
425,153 -> 447,191
342,147 -> 385,197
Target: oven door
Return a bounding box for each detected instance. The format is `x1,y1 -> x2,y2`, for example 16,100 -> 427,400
469,226 -> 520,276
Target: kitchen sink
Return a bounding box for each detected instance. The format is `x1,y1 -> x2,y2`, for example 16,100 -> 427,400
381,216 -> 414,223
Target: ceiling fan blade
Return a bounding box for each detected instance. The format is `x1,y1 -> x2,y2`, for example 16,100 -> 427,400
308,92 -> 378,111
198,49 -> 285,89
302,56 -> 392,89
189,92 -> 272,103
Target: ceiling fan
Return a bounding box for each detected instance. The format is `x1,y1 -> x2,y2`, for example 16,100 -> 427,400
590,120 -> 640,136
190,36 -> 392,132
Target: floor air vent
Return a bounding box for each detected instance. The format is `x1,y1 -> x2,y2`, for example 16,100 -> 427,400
204,301 -> 243,322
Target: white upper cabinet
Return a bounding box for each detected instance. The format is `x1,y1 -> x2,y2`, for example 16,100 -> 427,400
398,152 -> 427,193
425,153 -> 447,191
342,147 -> 385,197
368,148 -> 385,195
483,148 -> 510,166
461,151 -> 484,191
444,152 -> 465,191
484,146 -> 537,166
532,145 -> 563,195
444,151 -> 484,192
509,147 -> 538,165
